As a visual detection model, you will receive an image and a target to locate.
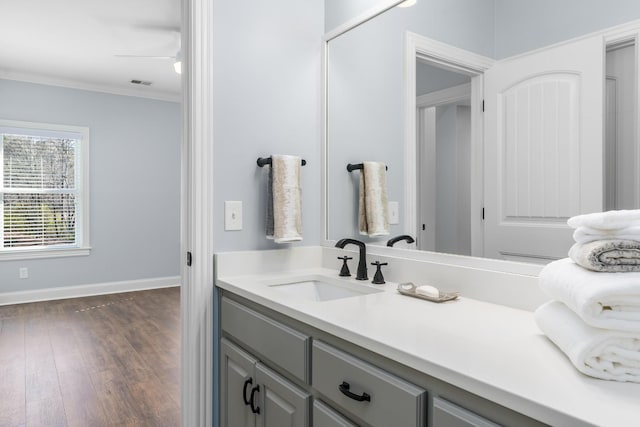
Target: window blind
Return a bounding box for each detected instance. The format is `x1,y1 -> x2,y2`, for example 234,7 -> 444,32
2,133 -> 78,248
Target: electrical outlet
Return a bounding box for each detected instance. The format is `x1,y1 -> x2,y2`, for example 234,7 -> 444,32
19,267 -> 28,279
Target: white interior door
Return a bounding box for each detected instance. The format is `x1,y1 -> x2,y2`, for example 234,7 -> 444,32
484,35 -> 604,262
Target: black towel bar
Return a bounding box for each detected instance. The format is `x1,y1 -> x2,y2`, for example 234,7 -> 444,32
347,163 -> 388,172
257,156 -> 306,167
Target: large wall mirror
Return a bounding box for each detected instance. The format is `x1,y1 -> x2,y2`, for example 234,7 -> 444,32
324,0 -> 640,266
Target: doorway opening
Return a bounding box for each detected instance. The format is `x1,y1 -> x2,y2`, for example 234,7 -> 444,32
415,61 -> 472,255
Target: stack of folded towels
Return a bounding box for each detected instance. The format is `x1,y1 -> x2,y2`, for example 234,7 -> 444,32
534,210 -> 640,383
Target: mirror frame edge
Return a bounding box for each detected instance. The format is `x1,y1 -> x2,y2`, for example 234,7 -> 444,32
321,3 -> 545,277
322,0 -> 406,245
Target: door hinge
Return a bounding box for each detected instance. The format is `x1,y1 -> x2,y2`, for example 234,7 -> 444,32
482,100 -> 485,112
186,251 -> 192,267
482,208 -> 485,220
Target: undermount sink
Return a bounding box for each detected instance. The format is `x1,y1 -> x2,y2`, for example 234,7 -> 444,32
267,277 -> 383,302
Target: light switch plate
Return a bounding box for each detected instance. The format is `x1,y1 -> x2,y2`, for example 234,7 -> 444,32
388,201 -> 399,224
224,201 -> 243,231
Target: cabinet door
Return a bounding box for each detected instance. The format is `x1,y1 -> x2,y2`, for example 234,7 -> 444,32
432,397 -> 501,427
221,339 -> 258,427
313,400 -> 358,427
255,362 -> 310,427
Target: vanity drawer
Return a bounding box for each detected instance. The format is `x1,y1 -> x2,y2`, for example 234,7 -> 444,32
432,397 -> 501,427
221,297 -> 311,383
312,340 -> 426,427
313,400 -> 358,427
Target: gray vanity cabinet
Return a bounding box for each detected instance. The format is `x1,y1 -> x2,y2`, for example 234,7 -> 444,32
221,338 -> 310,427
219,292 -> 543,427
220,338 -> 258,427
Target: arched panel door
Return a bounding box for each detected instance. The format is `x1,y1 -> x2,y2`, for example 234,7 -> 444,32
484,35 -> 604,262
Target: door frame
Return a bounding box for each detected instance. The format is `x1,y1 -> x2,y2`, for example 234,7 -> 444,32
403,32 -> 494,256
181,0 -> 215,426
604,36 -> 640,209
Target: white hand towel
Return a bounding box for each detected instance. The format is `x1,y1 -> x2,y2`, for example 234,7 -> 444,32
358,161 -> 389,237
569,240 -> 640,272
539,258 -> 640,332
573,225 -> 640,244
267,155 -> 302,243
535,301 -> 640,383
568,209 -> 640,230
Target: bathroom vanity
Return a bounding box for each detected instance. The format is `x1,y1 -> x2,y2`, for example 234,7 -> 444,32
215,247 -> 639,427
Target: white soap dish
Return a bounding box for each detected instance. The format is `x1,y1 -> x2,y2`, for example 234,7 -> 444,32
397,282 -> 459,303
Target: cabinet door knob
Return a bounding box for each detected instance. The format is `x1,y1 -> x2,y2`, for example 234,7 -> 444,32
242,378 -> 253,406
249,385 -> 261,414
338,381 -> 371,402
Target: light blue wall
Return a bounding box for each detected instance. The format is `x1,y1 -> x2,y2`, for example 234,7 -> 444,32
416,62 -> 471,96
325,0 -> 380,31
212,0 -> 324,252
327,1 -> 640,60
212,2 -> 324,426
494,0 -> 640,58
0,79 -> 181,292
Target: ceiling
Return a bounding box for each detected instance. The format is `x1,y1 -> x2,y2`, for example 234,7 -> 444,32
0,0 -> 182,101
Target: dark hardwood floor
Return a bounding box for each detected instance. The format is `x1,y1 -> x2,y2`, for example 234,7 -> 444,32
0,287 -> 180,427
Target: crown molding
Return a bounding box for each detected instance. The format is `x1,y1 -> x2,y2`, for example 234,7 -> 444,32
0,69 -> 181,103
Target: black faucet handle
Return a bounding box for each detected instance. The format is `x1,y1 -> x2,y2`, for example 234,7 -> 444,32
337,256 -> 352,277
371,261 -> 388,284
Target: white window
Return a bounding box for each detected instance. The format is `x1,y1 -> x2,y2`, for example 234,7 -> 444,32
0,120 -> 90,260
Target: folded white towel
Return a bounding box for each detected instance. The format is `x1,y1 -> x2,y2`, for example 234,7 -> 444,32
266,155 -> 302,243
358,161 -> 389,237
535,301 -> 640,383
568,209 -> 640,231
569,240 -> 640,272
573,225 -> 640,244
539,258 -> 640,332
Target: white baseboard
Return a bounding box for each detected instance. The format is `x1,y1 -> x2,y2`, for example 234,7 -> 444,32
0,276 -> 181,306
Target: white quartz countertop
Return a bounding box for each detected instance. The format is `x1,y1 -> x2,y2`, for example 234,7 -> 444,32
217,267 -> 640,427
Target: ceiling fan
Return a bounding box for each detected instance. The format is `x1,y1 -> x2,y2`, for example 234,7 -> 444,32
113,23 -> 182,74
115,52 -> 182,74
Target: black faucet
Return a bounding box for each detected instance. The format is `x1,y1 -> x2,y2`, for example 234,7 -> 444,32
335,238 -> 368,280
386,235 -> 415,247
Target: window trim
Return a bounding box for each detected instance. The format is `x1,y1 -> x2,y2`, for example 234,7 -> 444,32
0,119 -> 90,260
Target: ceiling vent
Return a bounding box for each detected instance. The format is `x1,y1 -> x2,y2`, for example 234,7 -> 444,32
130,79 -> 152,86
